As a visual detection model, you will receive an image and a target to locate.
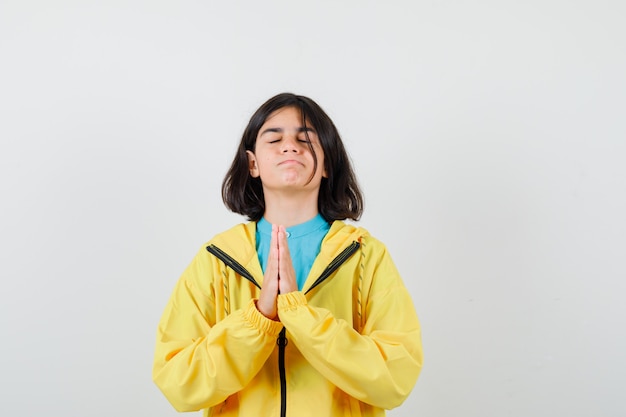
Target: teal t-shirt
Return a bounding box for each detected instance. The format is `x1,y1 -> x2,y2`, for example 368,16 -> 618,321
256,214 -> 331,290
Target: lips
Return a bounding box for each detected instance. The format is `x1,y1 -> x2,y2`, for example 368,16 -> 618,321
279,159 -> 303,166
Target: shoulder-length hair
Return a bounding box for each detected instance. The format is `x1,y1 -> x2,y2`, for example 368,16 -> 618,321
222,93 -> 363,222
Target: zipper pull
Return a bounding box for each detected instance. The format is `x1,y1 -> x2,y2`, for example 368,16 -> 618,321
277,327 -> 288,347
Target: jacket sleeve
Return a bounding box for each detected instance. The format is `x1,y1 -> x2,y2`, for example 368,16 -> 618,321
277,246 -> 423,410
152,248 -> 283,412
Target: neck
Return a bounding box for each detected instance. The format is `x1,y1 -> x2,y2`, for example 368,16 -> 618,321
262,189 -> 320,227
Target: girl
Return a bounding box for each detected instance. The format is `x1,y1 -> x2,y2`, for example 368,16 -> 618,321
153,93 -> 423,416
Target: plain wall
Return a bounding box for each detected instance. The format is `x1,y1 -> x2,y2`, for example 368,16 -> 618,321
1,1 -> 624,416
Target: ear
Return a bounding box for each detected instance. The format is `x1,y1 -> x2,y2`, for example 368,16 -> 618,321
247,150 -> 260,178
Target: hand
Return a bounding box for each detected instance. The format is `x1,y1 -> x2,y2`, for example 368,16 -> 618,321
256,225 -> 297,320
276,225 -> 297,295
257,225 -> 280,320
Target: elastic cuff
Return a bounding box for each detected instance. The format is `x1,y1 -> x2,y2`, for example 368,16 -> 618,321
277,291 -> 307,311
243,299 -> 283,337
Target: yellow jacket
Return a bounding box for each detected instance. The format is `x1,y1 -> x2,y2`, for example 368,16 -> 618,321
153,220 -> 423,416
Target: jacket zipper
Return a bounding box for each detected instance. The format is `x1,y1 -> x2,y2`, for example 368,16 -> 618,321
207,240 -> 361,416
206,244 -> 261,289
305,241 -> 360,294
277,327 -> 288,417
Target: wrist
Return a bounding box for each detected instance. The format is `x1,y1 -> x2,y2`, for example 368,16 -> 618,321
255,300 -> 279,321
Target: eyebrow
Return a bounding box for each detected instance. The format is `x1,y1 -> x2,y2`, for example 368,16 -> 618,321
259,126 -> 316,136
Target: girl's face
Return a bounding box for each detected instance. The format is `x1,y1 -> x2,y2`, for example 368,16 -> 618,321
247,106 -> 326,195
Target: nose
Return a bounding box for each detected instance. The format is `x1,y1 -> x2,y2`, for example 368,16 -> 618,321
281,136 -> 300,153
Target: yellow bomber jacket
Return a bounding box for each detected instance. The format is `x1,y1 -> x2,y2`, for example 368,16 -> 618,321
153,220 -> 423,416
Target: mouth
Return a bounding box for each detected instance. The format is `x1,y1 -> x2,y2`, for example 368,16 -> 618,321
279,159 -> 303,166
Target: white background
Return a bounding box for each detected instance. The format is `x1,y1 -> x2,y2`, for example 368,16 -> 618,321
1,1 -> 625,416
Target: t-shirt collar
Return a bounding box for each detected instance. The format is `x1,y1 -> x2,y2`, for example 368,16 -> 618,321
257,214 -> 328,239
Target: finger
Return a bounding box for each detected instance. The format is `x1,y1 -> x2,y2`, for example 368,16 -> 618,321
277,225 -> 297,293
269,224 -> 279,269
277,225 -> 288,252
258,224 -> 280,319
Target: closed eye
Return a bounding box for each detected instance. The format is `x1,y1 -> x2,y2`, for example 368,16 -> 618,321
267,138 -> 309,144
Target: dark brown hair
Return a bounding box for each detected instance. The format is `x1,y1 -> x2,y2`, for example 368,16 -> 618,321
222,93 -> 363,222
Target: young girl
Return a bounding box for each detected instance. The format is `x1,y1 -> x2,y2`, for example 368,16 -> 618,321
153,93 -> 423,416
